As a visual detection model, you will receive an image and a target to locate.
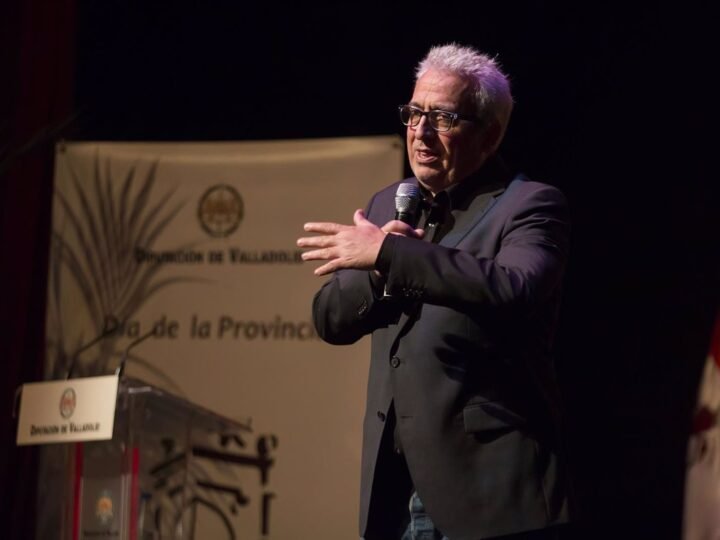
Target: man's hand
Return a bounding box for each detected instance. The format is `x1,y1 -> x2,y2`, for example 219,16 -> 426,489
298,209 -> 423,276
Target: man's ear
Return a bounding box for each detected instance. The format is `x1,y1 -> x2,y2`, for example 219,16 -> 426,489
481,118 -> 503,154
472,119 -> 503,166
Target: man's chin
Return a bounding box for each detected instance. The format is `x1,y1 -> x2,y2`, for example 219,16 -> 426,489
414,169 -> 448,193
413,163 -> 442,180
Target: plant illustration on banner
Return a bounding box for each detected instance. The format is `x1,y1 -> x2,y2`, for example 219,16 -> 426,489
46,152 -> 200,383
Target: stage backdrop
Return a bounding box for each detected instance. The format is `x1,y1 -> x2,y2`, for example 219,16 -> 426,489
47,137 -> 404,539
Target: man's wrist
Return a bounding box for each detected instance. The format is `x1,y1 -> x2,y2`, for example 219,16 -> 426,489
375,234 -> 397,276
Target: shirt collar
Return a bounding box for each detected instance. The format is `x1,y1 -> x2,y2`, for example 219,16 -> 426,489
417,155 -> 511,211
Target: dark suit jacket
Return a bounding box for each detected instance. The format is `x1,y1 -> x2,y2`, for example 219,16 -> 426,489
312,163 -> 571,540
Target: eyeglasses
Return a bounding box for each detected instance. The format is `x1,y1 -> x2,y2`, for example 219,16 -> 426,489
398,104 -> 481,133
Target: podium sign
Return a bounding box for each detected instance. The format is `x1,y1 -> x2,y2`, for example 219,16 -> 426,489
16,375 -> 118,445
31,377 -> 255,539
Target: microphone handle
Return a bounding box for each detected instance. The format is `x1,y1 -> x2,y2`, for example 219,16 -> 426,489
394,211 -> 418,226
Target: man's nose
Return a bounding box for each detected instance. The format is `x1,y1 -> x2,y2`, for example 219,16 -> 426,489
414,115 -> 435,140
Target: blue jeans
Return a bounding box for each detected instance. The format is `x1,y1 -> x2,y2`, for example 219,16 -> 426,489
400,491 -> 448,540
399,491 -> 563,540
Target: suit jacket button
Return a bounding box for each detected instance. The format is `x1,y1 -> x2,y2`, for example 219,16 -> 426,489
377,411 -> 386,422
390,356 -> 401,368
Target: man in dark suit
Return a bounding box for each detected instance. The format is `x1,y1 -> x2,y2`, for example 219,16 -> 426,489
297,43 -> 571,540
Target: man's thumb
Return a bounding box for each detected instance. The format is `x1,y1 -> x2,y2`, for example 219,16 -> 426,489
353,209 -> 367,225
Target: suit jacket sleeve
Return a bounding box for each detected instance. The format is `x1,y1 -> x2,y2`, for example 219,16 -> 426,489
312,191 -> 401,345
376,181 -> 569,316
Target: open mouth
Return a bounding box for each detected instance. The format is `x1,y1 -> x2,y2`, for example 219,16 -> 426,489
415,149 -> 439,164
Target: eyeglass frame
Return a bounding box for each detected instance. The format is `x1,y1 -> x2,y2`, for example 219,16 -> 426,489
398,104 -> 483,132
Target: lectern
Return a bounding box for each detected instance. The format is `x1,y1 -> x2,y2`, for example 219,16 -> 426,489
21,377 -> 266,540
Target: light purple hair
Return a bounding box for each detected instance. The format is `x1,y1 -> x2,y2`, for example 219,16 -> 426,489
416,43 -> 514,146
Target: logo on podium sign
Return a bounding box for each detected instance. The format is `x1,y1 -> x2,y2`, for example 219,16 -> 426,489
59,388 -> 76,419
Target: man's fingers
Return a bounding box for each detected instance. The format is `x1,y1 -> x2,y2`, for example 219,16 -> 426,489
297,235 -> 335,248
299,211 -> 382,275
381,220 -> 425,239
300,248 -> 335,261
303,221 -> 345,234
313,261 -> 337,276
381,219 -> 412,234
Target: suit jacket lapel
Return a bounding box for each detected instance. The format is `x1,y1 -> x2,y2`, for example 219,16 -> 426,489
439,182 -> 506,249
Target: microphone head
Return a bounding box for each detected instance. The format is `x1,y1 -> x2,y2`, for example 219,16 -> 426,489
395,183 -> 422,216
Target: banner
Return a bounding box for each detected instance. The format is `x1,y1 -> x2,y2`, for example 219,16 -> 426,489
47,137 -> 403,539
684,313 -> 720,540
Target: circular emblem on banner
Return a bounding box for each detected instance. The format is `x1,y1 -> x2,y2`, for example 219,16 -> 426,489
198,185 -> 244,237
59,388 -> 76,419
95,490 -> 114,524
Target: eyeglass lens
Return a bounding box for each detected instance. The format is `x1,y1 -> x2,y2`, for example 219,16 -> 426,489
399,106 -> 454,132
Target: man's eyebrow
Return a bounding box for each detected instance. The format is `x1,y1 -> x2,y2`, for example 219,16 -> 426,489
408,101 -> 457,112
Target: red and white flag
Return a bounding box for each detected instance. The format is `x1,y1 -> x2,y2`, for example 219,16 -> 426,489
684,313 -> 720,540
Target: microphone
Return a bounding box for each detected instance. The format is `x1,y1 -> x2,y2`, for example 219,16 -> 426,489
115,327 -> 156,378
394,183 -> 423,228
65,317 -> 120,379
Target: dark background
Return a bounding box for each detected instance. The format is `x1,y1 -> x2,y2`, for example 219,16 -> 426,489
2,2 -> 718,538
